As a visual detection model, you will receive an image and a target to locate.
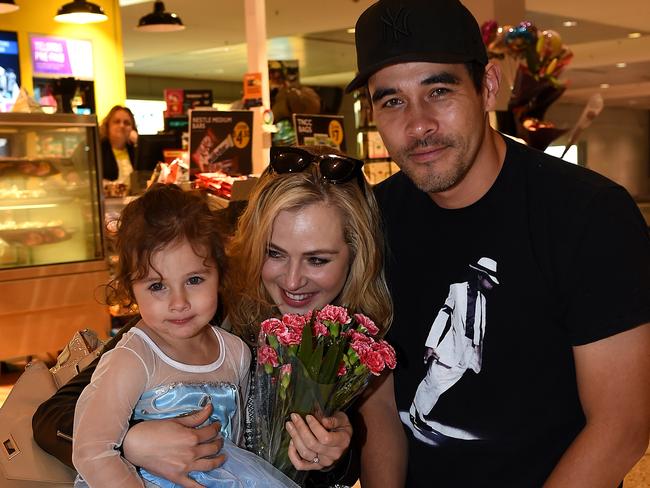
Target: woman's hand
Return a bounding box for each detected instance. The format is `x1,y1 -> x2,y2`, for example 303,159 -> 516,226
122,403 -> 225,488
285,411 -> 353,471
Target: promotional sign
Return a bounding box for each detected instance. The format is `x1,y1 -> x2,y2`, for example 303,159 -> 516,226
183,89 -> 212,112
189,109 -> 253,176
292,114 -> 346,151
268,60 -> 299,93
164,88 -> 184,117
0,30 -> 20,111
30,36 -> 94,79
243,72 -> 263,108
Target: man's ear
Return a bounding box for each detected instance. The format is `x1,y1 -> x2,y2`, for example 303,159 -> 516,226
482,62 -> 502,112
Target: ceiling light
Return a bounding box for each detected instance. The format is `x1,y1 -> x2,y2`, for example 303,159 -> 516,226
628,32 -> 642,39
54,0 -> 107,24
616,62 -> 627,68
600,83 -> 610,89
137,1 -> 185,32
0,0 -> 19,14
562,20 -> 577,27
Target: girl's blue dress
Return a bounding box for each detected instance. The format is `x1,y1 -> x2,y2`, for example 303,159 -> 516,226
133,382 -> 298,488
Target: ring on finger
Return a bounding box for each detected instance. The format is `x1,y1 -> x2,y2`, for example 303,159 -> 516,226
312,455 -> 319,464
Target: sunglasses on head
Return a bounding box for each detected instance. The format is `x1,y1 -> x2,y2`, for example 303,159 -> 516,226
269,146 -> 364,185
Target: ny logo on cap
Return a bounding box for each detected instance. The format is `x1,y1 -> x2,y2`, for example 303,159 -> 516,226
381,6 -> 410,41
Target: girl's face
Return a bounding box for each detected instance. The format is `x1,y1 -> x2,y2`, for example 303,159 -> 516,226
108,109 -> 134,147
132,239 -> 219,345
261,202 -> 351,315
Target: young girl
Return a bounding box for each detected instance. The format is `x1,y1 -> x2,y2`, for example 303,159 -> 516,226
72,184 -> 296,487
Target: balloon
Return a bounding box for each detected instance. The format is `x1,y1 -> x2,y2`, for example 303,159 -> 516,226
505,21 -> 538,55
481,20 -> 499,46
537,30 -> 563,60
488,25 -> 510,55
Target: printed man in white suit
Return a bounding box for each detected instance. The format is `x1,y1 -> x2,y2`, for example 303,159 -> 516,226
410,257 -> 499,434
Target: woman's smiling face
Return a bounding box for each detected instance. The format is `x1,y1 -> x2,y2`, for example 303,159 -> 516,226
261,202 -> 351,315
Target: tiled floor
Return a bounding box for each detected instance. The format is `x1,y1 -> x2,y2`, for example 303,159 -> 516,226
0,368 -> 647,486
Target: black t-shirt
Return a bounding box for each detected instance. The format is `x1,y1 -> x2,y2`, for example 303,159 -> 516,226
374,136 -> 650,487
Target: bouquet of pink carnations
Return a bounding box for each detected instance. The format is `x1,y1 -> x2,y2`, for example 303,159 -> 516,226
251,305 -> 396,484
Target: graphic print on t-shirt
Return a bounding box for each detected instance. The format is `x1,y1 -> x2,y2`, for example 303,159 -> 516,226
401,257 -> 499,445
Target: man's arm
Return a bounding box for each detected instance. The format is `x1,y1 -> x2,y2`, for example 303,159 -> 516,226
544,322 -> 650,487
356,371 -> 407,488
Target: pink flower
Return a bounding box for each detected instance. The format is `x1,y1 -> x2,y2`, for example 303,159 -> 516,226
317,305 -> 351,325
354,313 -> 379,336
337,362 -> 347,377
280,363 -> 292,388
258,345 -> 279,367
374,341 -> 396,370
350,331 -> 373,355
312,320 -> 329,338
280,363 -> 292,376
261,318 -> 286,336
360,348 -> 385,375
277,313 -> 306,345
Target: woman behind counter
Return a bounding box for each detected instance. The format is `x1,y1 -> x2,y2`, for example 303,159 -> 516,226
100,105 -> 138,188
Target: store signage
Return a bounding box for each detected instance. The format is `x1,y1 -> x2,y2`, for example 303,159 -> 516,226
243,72 -> 263,108
0,30 -> 20,112
164,88 -> 184,117
292,114 -> 346,152
189,109 -> 253,176
183,89 -> 212,112
30,35 -> 94,79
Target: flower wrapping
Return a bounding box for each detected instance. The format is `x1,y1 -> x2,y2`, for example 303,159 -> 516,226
251,305 -> 396,484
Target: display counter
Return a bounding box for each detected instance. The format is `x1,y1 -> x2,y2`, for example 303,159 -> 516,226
0,113 -> 110,360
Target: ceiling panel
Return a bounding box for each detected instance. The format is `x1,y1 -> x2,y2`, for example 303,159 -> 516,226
120,0 -> 650,109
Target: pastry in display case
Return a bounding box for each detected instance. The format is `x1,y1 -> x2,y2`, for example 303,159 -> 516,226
0,113 -> 110,360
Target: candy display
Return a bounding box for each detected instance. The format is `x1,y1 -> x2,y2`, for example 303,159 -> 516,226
482,20 -> 574,150
194,172 -> 249,200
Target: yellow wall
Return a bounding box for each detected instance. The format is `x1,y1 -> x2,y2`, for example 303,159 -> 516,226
0,0 -> 125,121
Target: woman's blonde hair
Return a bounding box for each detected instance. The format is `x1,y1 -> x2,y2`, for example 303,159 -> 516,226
99,105 -> 137,140
225,145 -> 392,343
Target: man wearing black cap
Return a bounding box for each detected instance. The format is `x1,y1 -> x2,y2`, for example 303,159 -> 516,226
349,0 -> 650,487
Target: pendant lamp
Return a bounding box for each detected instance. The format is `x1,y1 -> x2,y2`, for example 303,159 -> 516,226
137,1 -> 185,32
0,0 -> 19,14
54,0 -> 107,24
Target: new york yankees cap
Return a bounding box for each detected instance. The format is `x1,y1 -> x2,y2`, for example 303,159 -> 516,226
346,0 -> 488,92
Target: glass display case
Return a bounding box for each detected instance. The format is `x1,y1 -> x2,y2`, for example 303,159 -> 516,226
0,113 -> 103,269
0,113 -> 110,360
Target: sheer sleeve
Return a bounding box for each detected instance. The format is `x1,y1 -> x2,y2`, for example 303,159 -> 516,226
238,341 -> 252,408
72,345 -> 149,487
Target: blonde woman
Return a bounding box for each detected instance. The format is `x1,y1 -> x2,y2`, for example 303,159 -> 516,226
34,146 -> 395,487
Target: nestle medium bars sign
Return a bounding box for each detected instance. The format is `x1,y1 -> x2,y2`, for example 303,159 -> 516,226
189,109 -> 253,176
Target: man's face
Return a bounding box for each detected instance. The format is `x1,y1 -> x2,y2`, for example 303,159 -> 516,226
368,62 -> 489,197
479,274 -> 495,292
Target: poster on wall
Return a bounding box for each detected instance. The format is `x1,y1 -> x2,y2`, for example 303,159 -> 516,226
0,30 -> 20,112
189,109 -> 253,176
30,35 -> 94,79
183,89 -> 212,113
268,60 -> 299,93
243,72 -> 263,108
292,114 -> 346,151
164,88 -> 184,117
